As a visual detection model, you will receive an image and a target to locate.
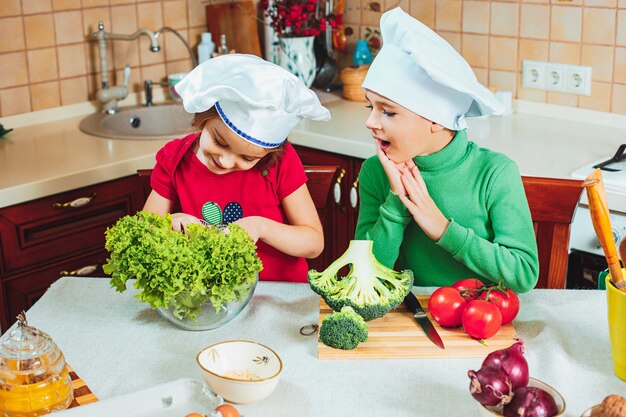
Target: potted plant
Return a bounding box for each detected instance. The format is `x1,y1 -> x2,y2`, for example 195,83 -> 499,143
260,0 -> 335,86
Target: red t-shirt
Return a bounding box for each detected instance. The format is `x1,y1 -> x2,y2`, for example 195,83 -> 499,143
150,133 -> 309,283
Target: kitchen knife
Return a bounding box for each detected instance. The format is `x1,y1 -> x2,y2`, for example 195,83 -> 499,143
404,291 -> 445,350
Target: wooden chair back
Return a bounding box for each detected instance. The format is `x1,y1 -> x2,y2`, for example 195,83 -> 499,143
137,169 -> 153,203
522,176 -> 584,289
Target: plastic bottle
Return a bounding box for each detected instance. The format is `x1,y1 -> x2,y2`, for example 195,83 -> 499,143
197,32 -> 215,64
353,39 -> 372,66
218,34 -> 229,55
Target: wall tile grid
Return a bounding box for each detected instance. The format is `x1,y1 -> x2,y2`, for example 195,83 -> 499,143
0,0 -> 208,116
339,0 -> 626,114
1,0 -> 626,116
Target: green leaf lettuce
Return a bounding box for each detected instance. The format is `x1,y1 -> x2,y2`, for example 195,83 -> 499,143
103,211 -> 263,321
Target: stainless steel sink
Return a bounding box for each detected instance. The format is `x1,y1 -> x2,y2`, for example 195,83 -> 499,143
79,104 -> 195,140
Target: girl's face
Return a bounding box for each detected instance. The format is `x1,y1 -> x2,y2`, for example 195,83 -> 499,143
364,90 -> 449,163
196,117 -> 271,174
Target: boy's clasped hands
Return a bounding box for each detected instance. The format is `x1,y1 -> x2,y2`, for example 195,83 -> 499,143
376,142 -> 450,242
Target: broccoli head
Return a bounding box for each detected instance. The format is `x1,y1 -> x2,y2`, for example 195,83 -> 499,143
308,240 -> 414,321
319,306 -> 368,350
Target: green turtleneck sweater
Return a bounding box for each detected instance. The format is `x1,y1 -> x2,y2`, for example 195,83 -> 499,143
354,130 -> 539,294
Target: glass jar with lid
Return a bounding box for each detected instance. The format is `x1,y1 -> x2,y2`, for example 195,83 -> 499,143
0,312 -> 73,416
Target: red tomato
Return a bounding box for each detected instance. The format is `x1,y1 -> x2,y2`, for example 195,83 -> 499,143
479,288 -> 520,325
461,299 -> 502,339
427,286 -> 467,327
451,278 -> 485,301
214,404 -> 241,417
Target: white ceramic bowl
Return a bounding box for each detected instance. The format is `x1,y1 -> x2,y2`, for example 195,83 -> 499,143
477,377 -> 566,417
197,340 -> 282,404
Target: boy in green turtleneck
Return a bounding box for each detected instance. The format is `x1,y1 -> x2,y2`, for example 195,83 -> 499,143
355,8 -> 539,294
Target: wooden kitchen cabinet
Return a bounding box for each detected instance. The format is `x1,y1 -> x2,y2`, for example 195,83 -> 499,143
0,175 -> 145,331
294,145 -> 364,268
3,251 -> 107,326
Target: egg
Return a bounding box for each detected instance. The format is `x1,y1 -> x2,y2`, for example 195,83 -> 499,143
214,404 -> 241,417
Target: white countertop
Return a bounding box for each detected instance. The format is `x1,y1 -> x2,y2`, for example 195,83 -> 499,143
2,96 -> 626,208
291,99 -> 626,178
15,277 -> 624,417
0,115 -> 166,207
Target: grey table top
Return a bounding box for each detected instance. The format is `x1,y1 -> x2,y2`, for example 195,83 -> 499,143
11,277 -> 624,416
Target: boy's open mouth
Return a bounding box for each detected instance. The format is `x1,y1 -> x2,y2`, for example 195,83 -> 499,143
377,138 -> 391,152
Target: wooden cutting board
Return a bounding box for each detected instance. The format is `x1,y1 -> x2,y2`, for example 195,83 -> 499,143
318,297 -> 518,359
68,364 -> 98,408
205,1 -> 262,57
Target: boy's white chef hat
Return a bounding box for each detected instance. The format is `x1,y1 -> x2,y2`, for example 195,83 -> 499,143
175,54 -> 330,148
361,8 -> 503,130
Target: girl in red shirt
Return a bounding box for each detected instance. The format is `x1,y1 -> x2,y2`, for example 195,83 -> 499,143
143,54 -> 331,282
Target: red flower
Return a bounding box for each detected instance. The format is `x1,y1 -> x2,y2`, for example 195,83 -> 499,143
260,0 -> 335,37
368,36 -> 381,50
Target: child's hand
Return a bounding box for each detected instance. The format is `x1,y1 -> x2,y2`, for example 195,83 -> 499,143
233,216 -> 266,243
399,161 -> 450,241
376,141 -> 407,196
170,213 -> 204,232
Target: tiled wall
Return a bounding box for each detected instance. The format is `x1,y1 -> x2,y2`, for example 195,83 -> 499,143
340,0 -> 626,114
2,0 -> 625,116
0,0 -> 208,116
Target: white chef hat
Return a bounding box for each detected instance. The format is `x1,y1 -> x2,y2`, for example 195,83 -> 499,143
175,54 -> 330,148
362,8 -> 503,130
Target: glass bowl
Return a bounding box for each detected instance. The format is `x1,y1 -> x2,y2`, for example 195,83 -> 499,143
477,377 -> 566,417
156,278 -> 257,331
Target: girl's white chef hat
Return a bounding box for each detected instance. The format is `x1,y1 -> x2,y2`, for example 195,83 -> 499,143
175,54 -> 331,148
361,8 -> 503,131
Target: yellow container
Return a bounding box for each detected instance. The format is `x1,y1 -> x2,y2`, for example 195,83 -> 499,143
605,274 -> 626,381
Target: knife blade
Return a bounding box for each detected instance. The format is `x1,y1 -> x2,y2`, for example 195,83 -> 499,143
404,291 -> 445,350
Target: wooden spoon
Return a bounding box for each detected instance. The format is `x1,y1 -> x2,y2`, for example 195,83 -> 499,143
583,170 -> 626,292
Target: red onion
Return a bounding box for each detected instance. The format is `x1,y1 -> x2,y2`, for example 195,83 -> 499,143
468,367 -> 513,407
503,386 -> 559,417
482,341 -> 529,389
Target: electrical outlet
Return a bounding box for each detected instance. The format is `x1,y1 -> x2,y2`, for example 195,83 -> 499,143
565,65 -> 592,96
545,64 -> 565,91
522,60 -> 546,90
521,60 -> 592,96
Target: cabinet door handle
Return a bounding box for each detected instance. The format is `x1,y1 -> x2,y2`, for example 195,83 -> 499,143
60,264 -> 98,277
333,168 -> 346,205
53,193 -> 96,208
350,178 -> 359,209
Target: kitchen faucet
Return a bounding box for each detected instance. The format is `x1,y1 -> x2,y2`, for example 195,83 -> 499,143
154,27 -> 198,67
142,27 -> 198,107
90,21 -> 161,114
144,80 -> 154,107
